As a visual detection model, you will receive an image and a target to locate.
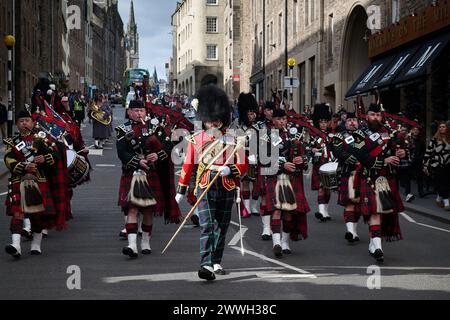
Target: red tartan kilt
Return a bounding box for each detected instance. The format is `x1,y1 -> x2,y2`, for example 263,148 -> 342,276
338,176 -> 351,206
118,171 -> 164,213
311,163 -> 321,190
5,181 -> 56,217
358,176 -> 405,216
260,174 -> 310,213
290,174 -> 310,214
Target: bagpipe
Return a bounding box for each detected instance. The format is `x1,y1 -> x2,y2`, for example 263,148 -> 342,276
146,102 -> 194,132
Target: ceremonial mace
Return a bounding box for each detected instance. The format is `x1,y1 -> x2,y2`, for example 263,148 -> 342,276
235,187 -> 245,256
161,139 -> 244,255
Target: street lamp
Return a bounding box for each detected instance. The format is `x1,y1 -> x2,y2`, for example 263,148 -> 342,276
4,35 -> 16,137
287,57 -> 296,111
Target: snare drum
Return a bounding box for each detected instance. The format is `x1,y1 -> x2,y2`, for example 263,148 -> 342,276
66,149 -> 90,186
319,162 -> 338,190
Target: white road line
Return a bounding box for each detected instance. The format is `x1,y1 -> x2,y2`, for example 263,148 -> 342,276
299,266 -> 450,271
229,246 -> 316,278
0,192 -> 7,196
400,212 -> 450,233
96,164 -> 116,167
228,226 -> 248,246
88,149 -> 103,156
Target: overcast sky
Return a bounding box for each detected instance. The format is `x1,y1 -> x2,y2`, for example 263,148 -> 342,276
118,0 -> 179,81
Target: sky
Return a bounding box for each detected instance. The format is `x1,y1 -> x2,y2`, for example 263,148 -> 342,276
118,0 -> 179,81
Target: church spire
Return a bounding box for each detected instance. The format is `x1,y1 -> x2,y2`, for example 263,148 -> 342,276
128,0 -> 136,31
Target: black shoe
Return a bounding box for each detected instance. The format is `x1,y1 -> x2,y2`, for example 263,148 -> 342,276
315,212 -> 326,222
141,249 -> 152,255
22,230 -> 33,241
354,236 -> 360,242
325,216 -> 332,221
5,245 -> 21,259
122,247 -> 138,258
251,212 -> 260,216
273,245 -> 283,258
370,249 -> 384,263
191,215 -> 200,227
282,249 -> 292,254
261,234 -> 271,241
214,268 -> 227,275
30,250 -> 42,255
119,231 -> 127,240
345,232 -> 355,243
198,267 -> 216,281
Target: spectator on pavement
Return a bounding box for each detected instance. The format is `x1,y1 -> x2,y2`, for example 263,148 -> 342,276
0,96 -> 7,140
409,126 -> 426,198
423,121 -> 450,211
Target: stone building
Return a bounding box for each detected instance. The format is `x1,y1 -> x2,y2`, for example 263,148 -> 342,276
242,0 -> 449,133
0,0 -> 14,101
171,0 -> 226,96
68,0 -> 86,92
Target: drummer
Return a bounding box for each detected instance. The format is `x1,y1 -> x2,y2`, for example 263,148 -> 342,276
310,103 -> 334,222
331,111 -> 362,243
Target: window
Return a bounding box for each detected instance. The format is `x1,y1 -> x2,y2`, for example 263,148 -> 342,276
298,62 -> 305,112
207,0 -> 218,5
310,56 -> 316,106
327,13 -> 334,58
206,17 -> 218,33
293,0 -> 298,36
278,13 -> 282,46
392,0 -> 400,23
207,44 -> 218,60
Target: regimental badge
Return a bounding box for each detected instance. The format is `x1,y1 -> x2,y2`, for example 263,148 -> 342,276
369,133 -> 381,142
344,136 -> 355,145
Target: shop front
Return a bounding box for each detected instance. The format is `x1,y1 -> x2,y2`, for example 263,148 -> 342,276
345,1 -> 450,138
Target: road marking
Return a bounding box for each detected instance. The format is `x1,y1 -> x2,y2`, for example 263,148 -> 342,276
400,212 -> 450,233
299,266 -> 450,271
96,164 -> 116,167
229,246 -> 316,277
175,169 -> 181,176
88,149 -> 103,156
0,192 -> 7,196
228,225 -> 248,246
103,147 -> 113,150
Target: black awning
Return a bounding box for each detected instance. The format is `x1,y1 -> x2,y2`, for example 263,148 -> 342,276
345,55 -> 395,99
373,44 -> 421,88
392,33 -> 450,86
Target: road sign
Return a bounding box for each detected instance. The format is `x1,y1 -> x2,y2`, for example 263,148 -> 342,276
284,77 -> 299,89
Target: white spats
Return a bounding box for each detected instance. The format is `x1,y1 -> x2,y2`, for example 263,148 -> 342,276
272,233 -> 281,247
281,232 -> 291,252
353,222 -> 359,238
346,222 -> 355,235
261,215 -> 271,237
127,234 -> 138,254
250,200 -> 259,214
5,233 -> 22,257
23,218 -> 31,233
141,232 -> 151,253
319,204 -> 330,218
31,233 -> 43,254
243,199 -> 251,214
372,237 -> 382,251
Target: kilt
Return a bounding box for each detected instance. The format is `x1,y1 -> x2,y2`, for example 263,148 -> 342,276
290,212 -> 308,241
337,175 -> 352,206
260,174 -> 310,213
290,174 -> 310,214
358,175 -> 405,216
118,170 -> 164,214
311,163 -> 321,190
5,181 -> 56,222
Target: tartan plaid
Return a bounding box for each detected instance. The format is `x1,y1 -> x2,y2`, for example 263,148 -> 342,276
290,212 -> 308,241
311,163 -> 321,190
290,173 -> 311,214
197,179 -> 235,267
156,159 -> 181,224
260,175 -> 278,212
118,169 -> 164,214
47,142 -> 72,230
337,175 -> 352,206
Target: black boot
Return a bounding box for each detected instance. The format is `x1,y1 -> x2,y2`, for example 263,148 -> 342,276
198,267 -> 216,281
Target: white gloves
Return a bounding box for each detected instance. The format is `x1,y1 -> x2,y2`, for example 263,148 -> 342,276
175,193 -> 184,204
219,166 -> 231,177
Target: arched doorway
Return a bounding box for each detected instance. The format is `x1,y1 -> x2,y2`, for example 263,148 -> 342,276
340,5 -> 371,107
200,74 -> 218,87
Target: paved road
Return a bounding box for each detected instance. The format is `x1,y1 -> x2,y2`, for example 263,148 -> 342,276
1,106 -> 449,300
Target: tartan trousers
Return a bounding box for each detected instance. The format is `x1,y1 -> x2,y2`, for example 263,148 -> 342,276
196,175 -> 235,268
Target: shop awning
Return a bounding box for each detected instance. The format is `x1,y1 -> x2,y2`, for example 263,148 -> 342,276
372,44 -> 421,89
392,33 -> 450,87
345,55 -> 395,99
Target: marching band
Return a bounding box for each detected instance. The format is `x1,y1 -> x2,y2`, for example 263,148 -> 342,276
6,77 -> 446,282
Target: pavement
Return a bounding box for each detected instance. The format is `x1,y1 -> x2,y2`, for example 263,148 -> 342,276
0,107 -> 449,300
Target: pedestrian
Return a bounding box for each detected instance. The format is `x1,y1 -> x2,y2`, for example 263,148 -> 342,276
396,124 -> 414,202
175,85 -> 248,281
73,94 -> 86,127
0,96 -> 7,140
423,121 -> 450,210
90,94 -> 111,149
409,125 -> 426,198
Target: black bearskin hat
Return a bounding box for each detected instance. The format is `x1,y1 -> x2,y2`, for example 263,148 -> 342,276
237,92 -> 258,126
15,108 -> 33,122
368,103 -> 382,113
264,101 -> 276,110
195,85 -> 231,127
129,100 -> 145,109
312,103 -> 332,128
272,108 -> 287,118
